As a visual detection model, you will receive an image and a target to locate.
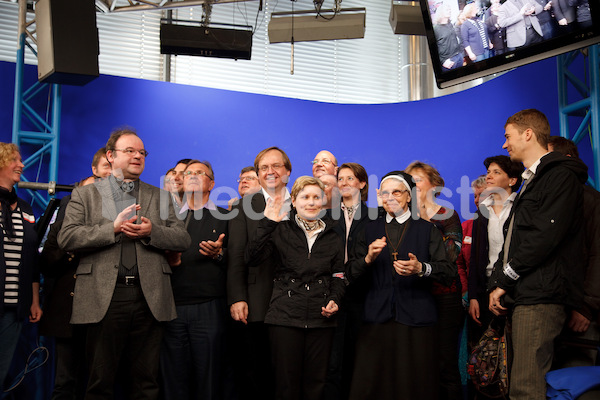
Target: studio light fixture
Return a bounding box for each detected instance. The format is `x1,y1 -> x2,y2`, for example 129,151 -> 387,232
268,7 -> 366,44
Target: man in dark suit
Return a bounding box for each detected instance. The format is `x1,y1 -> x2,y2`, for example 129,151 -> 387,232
58,128 -> 190,400
227,146 -> 292,400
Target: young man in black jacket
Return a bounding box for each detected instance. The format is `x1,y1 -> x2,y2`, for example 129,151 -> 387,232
489,109 -> 588,400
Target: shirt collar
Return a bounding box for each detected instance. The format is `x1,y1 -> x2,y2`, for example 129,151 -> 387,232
385,208 -> 411,224
179,198 -> 217,214
341,201 -> 360,213
261,187 -> 291,202
522,152 -> 550,180
480,191 -> 517,208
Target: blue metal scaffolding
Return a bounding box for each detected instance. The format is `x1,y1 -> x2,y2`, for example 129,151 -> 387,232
557,44 -> 600,190
11,0 -> 61,211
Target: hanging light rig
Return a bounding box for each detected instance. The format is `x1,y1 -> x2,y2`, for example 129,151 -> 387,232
290,0 -> 295,75
284,0 -> 347,74
201,0 -> 213,27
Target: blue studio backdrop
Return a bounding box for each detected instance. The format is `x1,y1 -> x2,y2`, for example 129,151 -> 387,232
1,57 -> 565,218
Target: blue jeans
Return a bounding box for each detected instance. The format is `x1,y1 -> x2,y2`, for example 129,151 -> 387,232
475,49 -> 491,62
0,311 -> 23,392
160,299 -> 228,400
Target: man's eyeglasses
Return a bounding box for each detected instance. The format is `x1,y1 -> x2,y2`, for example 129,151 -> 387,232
312,158 -> 335,166
237,176 -> 258,183
378,190 -> 408,199
258,163 -> 285,172
184,170 -> 211,178
114,148 -> 149,157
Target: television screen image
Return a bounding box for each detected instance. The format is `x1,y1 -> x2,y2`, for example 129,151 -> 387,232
419,0 -> 600,88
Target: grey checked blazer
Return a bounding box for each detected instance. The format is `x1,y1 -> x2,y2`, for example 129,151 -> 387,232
498,0 -> 543,48
57,178 -> 190,324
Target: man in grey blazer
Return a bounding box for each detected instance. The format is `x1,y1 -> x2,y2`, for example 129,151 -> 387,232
58,128 -> 190,400
498,0 -> 543,49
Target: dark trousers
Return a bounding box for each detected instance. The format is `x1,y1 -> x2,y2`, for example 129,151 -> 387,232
269,325 -> 335,400
435,292 -> 465,400
0,311 -> 22,393
160,299 -> 228,400
229,321 -> 274,400
51,329 -> 87,400
85,285 -> 163,400
323,301 -> 363,400
524,26 -> 543,47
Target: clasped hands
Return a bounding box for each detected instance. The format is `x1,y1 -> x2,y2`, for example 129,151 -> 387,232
114,204 -> 152,238
364,237 -> 423,276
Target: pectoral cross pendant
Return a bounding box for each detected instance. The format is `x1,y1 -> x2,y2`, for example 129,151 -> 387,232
392,252 -> 398,261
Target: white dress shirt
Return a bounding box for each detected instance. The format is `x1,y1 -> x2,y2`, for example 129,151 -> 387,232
481,192 -> 517,277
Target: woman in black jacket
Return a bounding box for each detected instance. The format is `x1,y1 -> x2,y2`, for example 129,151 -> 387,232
246,176 -> 345,400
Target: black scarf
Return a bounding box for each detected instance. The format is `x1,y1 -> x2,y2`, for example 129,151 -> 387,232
0,186 -> 18,238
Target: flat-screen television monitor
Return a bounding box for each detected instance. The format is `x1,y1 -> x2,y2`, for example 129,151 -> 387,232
419,0 -> 600,88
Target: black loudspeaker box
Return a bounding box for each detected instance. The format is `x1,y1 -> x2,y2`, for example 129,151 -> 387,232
35,0 -> 99,85
160,24 -> 252,60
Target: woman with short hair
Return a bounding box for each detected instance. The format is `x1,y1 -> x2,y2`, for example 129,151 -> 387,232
246,176 -> 345,400
0,143 -> 42,392
468,155 -> 523,342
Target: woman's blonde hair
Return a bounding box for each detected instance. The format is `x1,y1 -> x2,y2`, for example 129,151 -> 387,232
0,143 -> 19,169
405,161 -> 445,197
291,176 -> 325,200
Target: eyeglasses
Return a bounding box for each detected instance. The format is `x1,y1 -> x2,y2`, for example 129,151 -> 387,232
184,170 -> 212,179
378,190 -> 408,199
237,176 -> 257,183
114,148 -> 149,157
312,158 -> 336,166
258,163 -> 285,172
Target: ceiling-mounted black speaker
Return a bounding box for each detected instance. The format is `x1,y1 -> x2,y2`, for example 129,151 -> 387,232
35,0 -> 99,86
160,24 -> 252,60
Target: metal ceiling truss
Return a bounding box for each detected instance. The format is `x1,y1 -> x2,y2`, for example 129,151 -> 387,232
94,0 -> 254,13
557,44 -> 600,190
12,0 -> 61,210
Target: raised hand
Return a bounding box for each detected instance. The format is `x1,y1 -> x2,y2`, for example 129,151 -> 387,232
365,237 -> 387,264
199,233 -> 225,259
264,196 -> 285,222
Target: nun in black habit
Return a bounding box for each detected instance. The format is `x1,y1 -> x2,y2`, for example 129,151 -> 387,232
346,171 -> 456,400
